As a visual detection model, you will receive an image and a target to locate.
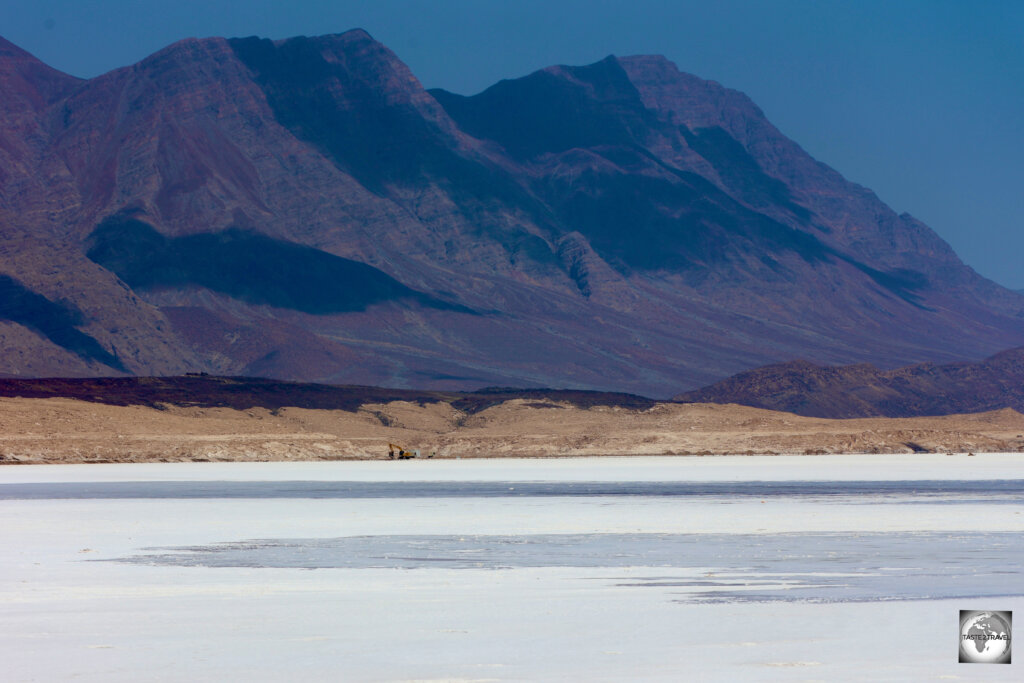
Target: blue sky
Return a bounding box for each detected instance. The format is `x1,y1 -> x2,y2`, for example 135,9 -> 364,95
3,0 -> 1022,288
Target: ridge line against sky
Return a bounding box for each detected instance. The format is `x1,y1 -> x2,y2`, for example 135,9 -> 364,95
2,0 -> 1022,289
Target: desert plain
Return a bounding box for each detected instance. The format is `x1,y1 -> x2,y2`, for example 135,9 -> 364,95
2,395 -> 1024,464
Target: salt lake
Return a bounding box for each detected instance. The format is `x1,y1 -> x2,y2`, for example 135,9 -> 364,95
2,454 -> 1021,681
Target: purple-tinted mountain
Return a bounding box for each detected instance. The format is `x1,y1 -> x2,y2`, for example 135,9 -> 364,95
675,347 -> 1024,418
1,31 -> 1022,395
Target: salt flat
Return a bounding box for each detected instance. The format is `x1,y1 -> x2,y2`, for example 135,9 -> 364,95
4,452 -> 1024,482
1,455 -> 1022,681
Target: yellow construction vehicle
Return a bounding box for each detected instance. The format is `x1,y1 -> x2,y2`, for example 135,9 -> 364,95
388,443 -> 419,459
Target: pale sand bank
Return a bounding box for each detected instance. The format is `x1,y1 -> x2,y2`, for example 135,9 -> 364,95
2,396 -> 1024,463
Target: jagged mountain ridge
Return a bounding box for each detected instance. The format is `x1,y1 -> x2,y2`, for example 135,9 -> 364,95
0,30 -> 1022,395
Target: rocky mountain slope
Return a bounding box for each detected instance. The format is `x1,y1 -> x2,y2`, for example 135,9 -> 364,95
2,30 -> 1023,395
677,347 -> 1024,418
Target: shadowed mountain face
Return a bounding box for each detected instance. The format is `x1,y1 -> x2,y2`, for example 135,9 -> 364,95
85,216 -> 465,314
676,348 -> 1024,418
0,31 -> 1022,393
0,274 -> 124,371
431,57 -> 836,275
230,36 -> 517,203
428,57 -> 649,161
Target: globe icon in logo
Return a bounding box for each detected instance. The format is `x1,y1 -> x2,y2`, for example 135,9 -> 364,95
959,611 -> 1011,664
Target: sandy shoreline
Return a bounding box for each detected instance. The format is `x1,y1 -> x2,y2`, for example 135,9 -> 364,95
2,395 -> 1024,464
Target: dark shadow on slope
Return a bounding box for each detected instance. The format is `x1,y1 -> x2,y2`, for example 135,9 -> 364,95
228,36 -> 546,210
229,35 -> 564,269
680,125 -> 812,222
230,35 -> 451,194
545,161 -> 832,273
85,217 -> 471,315
430,55 -> 654,160
0,274 -> 124,370
841,259 -> 931,309
546,151 -> 929,305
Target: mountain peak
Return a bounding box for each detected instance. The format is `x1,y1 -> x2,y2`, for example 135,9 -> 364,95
229,29 -> 419,89
322,27 -> 377,43
0,35 -> 81,108
0,34 -> 52,63
617,53 -> 677,70
260,28 -> 378,51
138,36 -> 232,67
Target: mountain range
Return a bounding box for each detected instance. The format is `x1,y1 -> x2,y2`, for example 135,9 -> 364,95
1,30 -> 1022,396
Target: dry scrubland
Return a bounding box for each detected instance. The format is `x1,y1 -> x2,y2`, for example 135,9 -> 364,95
2,396 -> 1024,464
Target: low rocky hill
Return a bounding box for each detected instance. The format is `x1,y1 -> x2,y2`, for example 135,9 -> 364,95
676,347 -> 1024,418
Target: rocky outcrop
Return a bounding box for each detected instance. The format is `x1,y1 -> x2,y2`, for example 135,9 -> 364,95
676,347 -> 1024,418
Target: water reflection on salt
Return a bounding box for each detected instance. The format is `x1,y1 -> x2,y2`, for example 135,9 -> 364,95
114,531 -> 1024,604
